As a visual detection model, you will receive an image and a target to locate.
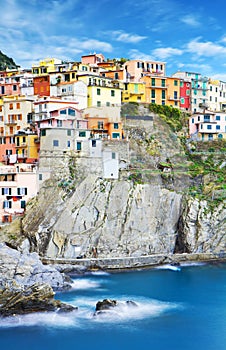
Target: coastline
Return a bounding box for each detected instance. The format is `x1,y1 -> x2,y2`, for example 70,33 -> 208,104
41,252 -> 226,272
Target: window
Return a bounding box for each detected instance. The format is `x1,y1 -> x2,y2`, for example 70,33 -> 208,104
151,100 -> 155,104
97,101 -> 101,107
60,109 -> 67,115
13,85 -> 17,91
161,80 -> 166,87
3,200 -> 12,209
181,98 -> 185,104
151,90 -> 155,98
9,103 -> 13,110
97,88 -> 101,95
218,134 -> 223,139
186,89 -> 190,95
194,99 -> 197,104
162,90 -> 165,99
53,140 -> 59,146
207,125 -> 212,130
112,152 -> 116,159
216,115 -> 221,121
16,103 -> 20,109
1,188 -> 12,195
76,141 -> 81,151
174,91 -> 178,99
67,140 -> 70,147
92,140 -> 96,147
208,134 -> 213,140
216,125 -> 220,130
192,118 -> 194,123
162,100 -> 165,105
115,72 -> 119,79
67,130 -> 71,136
210,86 -> 212,91
17,187 -> 27,195
39,174 -> 43,181
57,120 -> 62,127
79,131 -> 86,137
98,121 -> 104,129
151,78 -> 155,86
41,129 -> 46,136
111,90 -> 115,97
21,200 -> 26,209
112,132 -> 120,139
180,81 -> 184,87
114,123 -> 119,129
174,80 -> 178,86
198,116 -> 200,121
68,108 -> 75,116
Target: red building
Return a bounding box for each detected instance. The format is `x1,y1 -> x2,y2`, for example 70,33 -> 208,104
33,75 -> 50,96
180,79 -> 191,111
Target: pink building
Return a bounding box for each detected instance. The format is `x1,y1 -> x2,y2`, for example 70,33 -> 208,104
189,111 -> 226,141
0,163 -> 38,223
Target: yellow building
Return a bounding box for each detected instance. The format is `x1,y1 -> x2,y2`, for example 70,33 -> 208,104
14,132 -> 39,163
140,75 -> 167,105
32,58 -> 62,75
166,77 -> 181,108
77,74 -> 122,107
2,95 -> 34,137
122,82 -> 146,103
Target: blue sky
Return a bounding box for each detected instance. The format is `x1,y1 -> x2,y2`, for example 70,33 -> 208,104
1,0 -> 226,79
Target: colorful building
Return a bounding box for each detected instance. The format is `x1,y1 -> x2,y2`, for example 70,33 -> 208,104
123,59 -> 166,82
83,106 -> 123,140
179,79 -> 191,111
32,58 -> 62,75
122,82 -> 146,103
189,112 -> 226,141
166,77 -> 181,108
0,163 -> 38,223
77,74 -> 122,108
140,75 -> 167,105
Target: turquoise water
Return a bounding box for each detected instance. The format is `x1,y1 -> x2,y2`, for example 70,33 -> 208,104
0,262 -> 225,350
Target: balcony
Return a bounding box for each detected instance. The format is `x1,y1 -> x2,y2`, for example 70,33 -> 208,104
5,119 -> 17,125
168,96 -> 180,101
15,142 -> 27,148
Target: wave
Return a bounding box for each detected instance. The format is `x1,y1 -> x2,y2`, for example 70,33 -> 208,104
70,279 -> 102,290
0,296 -> 181,329
155,264 -> 181,271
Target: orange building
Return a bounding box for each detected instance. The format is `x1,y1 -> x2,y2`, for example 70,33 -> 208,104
166,77 -> 181,108
140,75 -> 167,105
84,106 -> 123,140
33,75 -> 50,96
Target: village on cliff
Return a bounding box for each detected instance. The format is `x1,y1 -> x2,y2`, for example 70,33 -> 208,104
0,53 -> 225,224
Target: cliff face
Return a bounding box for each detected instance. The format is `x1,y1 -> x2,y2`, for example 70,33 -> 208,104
1,109 -> 225,261
19,175 -> 225,259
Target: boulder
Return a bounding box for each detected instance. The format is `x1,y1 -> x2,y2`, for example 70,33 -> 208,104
95,299 -> 117,312
0,282 -> 76,317
0,243 -> 72,290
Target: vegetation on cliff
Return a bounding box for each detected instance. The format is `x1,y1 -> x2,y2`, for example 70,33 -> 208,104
0,50 -> 18,70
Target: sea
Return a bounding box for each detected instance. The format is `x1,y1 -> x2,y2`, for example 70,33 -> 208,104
0,262 -> 225,350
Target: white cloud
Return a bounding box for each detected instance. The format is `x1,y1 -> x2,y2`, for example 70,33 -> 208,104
180,15 -> 200,27
187,38 -> 226,57
152,47 -> 183,59
112,31 -> 147,43
128,49 -> 154,61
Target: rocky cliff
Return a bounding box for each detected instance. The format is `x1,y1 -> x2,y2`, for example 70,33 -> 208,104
1,109 -> 225,264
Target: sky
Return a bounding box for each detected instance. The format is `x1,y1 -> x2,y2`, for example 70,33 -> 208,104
1,0 -> 226,79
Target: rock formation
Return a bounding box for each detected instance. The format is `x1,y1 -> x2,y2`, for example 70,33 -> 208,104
0,243 -> 76,317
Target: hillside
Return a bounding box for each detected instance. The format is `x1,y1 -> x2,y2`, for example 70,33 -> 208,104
0,50 -> 18,70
